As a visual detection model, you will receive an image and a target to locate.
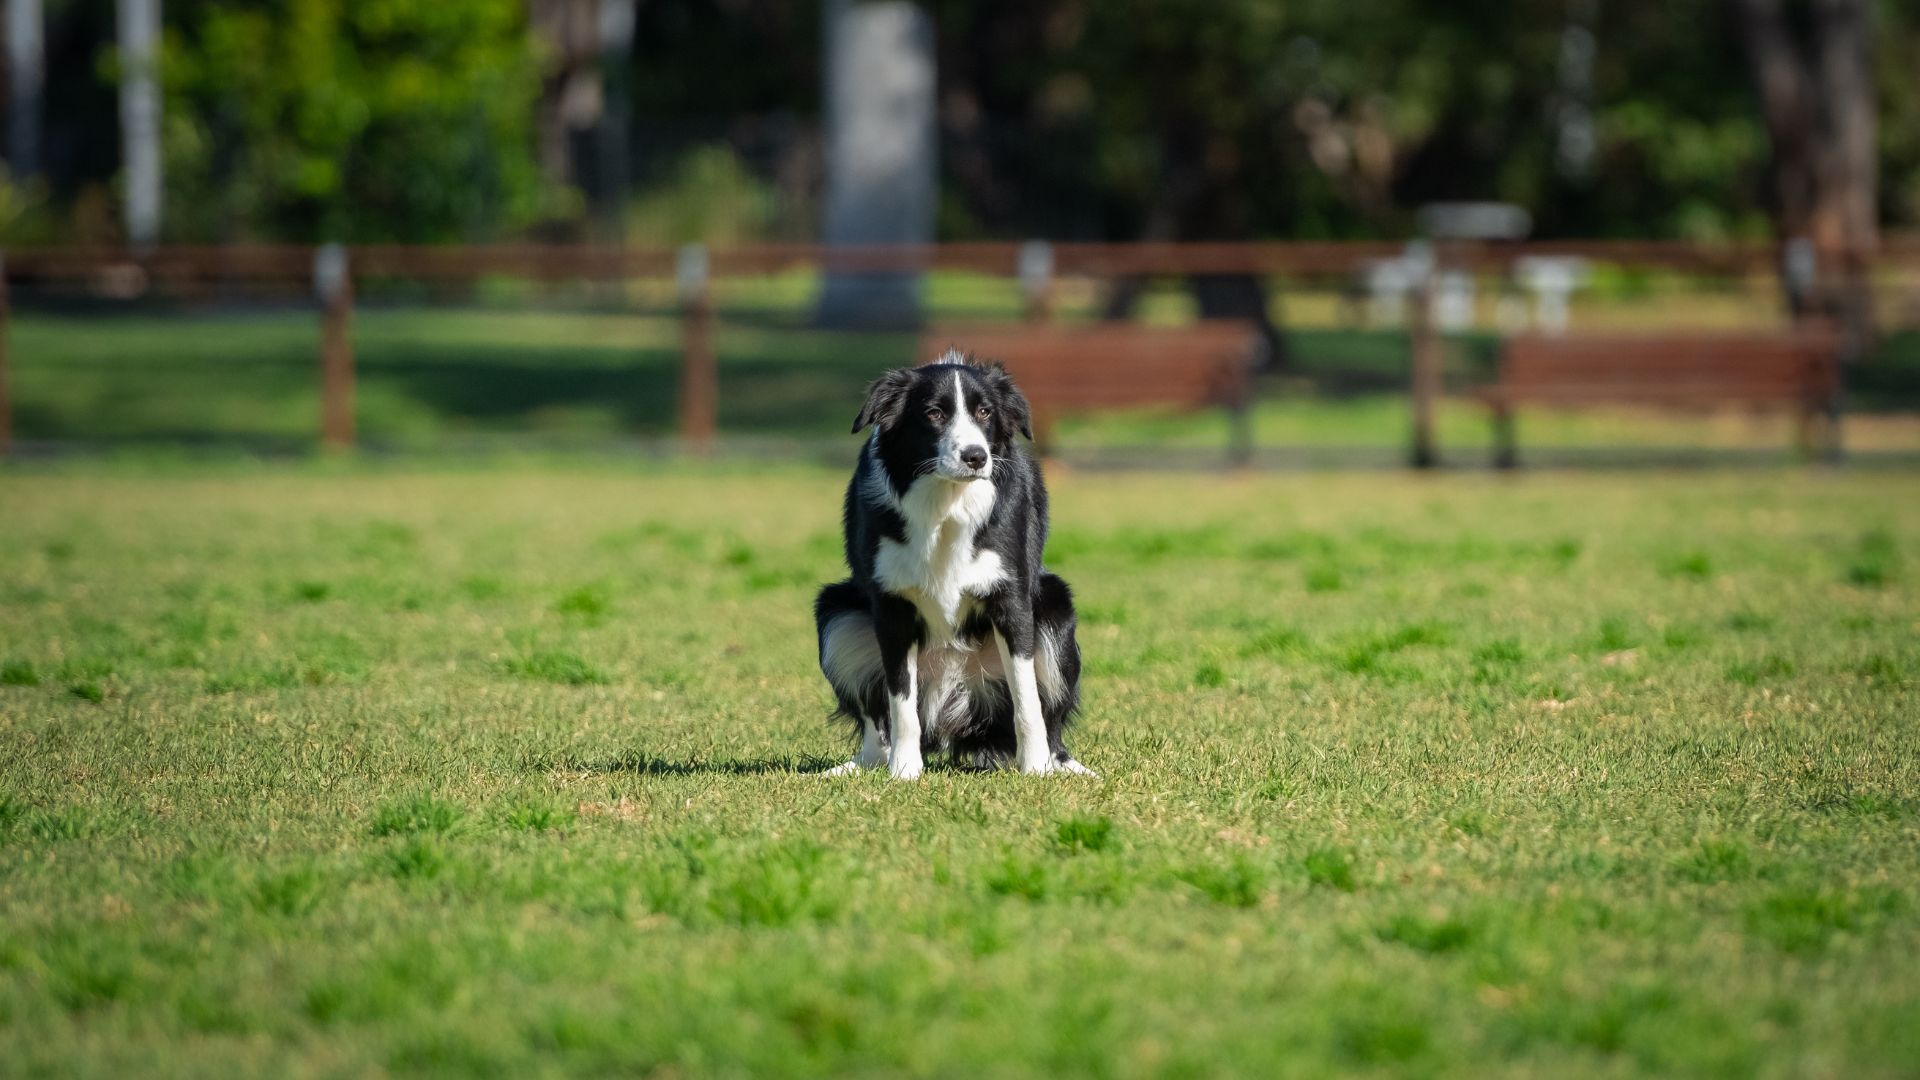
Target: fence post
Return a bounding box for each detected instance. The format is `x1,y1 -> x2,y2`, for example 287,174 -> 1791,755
1019,240 -> 1054,324
1407,242 -> 1442,469
314,244 -> 354,452
0,252 -> 11,460
677,243 -> 716,453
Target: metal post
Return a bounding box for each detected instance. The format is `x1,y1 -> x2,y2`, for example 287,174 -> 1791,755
677,243 -> 716,452
1824,358 -> 1846,465
1019,240 -> 1055,324
0,253 -> 12,459
314,244 -> 354,451
1491,399 -> 1517,470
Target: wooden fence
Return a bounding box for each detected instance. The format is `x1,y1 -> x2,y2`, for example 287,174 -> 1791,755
0,239 -> 1910,461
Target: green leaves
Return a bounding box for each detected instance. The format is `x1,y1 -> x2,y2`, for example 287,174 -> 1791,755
162,0 -> 541,242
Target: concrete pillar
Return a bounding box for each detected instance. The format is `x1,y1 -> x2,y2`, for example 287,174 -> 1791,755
7,0 -> 43,178
816,0 -> 935,329
117,0 -> 163,250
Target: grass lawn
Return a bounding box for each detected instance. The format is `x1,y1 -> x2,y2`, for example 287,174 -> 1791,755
1,462 -> 1916,1077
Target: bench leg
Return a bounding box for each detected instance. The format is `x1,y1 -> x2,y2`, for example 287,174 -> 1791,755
1824,396 -> 1845,465
1491,401 -> 1517,470
1227,402 -> 1253,468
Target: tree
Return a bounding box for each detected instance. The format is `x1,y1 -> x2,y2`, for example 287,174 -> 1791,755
161,0 -> 543,242
1732,0 -> 1877,346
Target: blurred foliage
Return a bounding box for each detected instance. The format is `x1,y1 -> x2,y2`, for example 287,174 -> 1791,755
623,146 -> 779,246
23,0 -> 1920,242
1880,0 -> 1920,226
0,167 -> 54,245
155,0 -> 545,242
929,0 -> 1791,240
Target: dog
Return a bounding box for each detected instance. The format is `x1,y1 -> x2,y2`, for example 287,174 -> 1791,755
813,350 -> 1093,779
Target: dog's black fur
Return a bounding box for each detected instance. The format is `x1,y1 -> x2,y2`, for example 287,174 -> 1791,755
813,353 -> 1087,775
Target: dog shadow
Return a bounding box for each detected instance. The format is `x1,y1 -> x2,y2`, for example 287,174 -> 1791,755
544,752 -> 1009,777
552,752 -> 840,777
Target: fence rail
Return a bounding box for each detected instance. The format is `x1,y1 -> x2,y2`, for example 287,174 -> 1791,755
13,238 -> 1912,283
1,239 -> 1914,461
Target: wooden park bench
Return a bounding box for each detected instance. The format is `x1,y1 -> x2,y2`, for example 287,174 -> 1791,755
1476,331 -> 1842,467
920,321 -> 1263,463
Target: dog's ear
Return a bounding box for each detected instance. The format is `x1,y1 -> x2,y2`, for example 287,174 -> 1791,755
852,368 -> 917,433
970,358 -> 1033,441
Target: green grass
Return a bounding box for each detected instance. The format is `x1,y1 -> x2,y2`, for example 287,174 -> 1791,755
1,462 -> 1917,1077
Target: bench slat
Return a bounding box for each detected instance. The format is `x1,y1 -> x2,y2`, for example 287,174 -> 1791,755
1483,330 -> 1841,466
1495,333 -> 1836,407
921,322 -> 1257,413
918,322 -> 1260,463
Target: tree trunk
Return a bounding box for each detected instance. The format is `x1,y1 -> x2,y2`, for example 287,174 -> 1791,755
1097,162 -> 1287,371
596,0 -> 634,235
1733,0 -> 1877,357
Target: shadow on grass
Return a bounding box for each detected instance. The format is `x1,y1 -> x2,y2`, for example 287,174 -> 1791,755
11,308 -> 914,443
558,752 -> 841,776
555,751 -> 1011,776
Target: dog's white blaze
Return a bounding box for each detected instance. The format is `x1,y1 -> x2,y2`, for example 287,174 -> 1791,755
874,468 -> 1002,641
942,371 -> 992,477
888,642 -> 923,779
993,630 -> 1053,773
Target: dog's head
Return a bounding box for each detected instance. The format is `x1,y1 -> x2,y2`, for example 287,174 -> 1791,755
853,350 -> 1033,482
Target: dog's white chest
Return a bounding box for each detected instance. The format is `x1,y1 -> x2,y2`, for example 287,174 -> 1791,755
874,474 -> 1003,640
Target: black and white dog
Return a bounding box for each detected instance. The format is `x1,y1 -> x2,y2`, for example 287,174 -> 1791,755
813,350 -> 1093,779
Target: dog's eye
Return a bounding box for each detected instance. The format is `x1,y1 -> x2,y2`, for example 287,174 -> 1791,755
925,408 -> 944,424
975,405 -> 992,422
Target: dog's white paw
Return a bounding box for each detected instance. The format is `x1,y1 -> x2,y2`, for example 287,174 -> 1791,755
1019,755 -> 1098,777
888,753 -> 924,781
818,760 -> 866,777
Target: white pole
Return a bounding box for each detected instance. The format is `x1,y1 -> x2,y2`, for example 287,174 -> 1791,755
816,1 -> 935,328
7,0 -> 43,178
117,0 -> 163,250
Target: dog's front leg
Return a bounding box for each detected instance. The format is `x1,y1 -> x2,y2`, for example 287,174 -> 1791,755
885,643 -> 921,779
991,608 -> 1053,775
875,598 -> 923,780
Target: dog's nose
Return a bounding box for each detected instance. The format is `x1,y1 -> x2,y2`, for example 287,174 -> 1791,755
960,445 -> 988,470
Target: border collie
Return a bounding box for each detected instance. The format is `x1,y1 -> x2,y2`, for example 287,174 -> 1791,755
813,350 -> 1093,779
